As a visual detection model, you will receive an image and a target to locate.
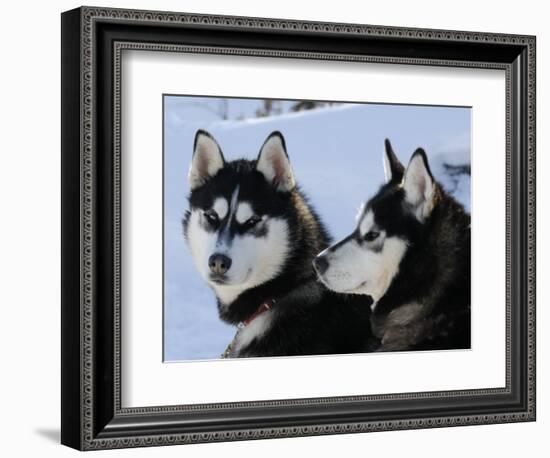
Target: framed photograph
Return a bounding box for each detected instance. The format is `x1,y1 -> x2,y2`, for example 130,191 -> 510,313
61,6 -> 536,450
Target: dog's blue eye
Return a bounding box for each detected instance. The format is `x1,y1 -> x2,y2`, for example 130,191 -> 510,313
204,210 -> 219,225
364,231 -> 380,242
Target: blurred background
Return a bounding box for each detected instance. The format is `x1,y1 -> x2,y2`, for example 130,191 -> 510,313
163,95 -> 471,361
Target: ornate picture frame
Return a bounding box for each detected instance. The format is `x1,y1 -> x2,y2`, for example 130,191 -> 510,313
61,6 -> 536,450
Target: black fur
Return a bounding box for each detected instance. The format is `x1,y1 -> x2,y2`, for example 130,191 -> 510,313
367,154 -> 471,351
384,138 -> 405,184
234,286 -> 377,357
183,132 -> 375,357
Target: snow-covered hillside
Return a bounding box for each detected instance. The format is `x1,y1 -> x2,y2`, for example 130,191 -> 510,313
164,98 -> 471,361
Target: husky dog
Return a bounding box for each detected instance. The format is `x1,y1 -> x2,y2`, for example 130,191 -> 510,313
183,130 -> 373,358
313,140 -> 471,352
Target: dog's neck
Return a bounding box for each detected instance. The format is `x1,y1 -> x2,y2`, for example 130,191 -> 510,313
216,264 -> 314,324
373,194 -> 470,320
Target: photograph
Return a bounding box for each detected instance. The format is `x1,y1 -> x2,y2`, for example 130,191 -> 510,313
163,96 -> 472,361
57,4 -> 537,451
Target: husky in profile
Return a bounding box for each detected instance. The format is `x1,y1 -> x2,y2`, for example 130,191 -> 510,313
313,140 -> 471,352
183,130 -> 373,358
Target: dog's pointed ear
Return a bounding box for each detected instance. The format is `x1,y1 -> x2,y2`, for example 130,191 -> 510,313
383,139 -> 405,184
188,130 -> 225,190
403,148 -> 436,220
256,131 -> 296,192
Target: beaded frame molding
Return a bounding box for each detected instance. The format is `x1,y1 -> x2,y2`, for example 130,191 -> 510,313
61,6 -> 536,451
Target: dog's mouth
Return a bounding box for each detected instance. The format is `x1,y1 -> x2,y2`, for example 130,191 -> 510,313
209,274 -> 229,285
208,268 -> 252,287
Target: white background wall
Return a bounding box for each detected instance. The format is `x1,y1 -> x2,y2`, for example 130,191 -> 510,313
0,0 -> 545,456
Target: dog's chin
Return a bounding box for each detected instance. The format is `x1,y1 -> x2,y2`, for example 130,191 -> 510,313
318,274 -> 369,296
347,281 -> 370,295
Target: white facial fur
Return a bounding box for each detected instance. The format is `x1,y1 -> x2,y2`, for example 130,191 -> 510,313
186,193 -> 290,306
212,198 -> 228,220
316,210 -> 407,304
235,202 -> 254,224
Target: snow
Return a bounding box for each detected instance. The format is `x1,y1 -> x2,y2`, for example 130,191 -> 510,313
163,97 -> 471,361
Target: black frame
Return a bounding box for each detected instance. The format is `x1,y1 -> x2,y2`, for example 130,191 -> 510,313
61,6 -> 536,450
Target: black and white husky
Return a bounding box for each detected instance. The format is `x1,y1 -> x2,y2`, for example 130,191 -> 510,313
183,130 -> 373,358
313,140 -> 471,352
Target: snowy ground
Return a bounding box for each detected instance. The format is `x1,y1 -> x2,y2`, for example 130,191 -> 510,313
163,96 -> 471,361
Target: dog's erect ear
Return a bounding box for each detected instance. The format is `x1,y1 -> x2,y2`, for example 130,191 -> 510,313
403,148 -> 436,220
256,131 -> 296,192
188,130 -> 225,190
383,139 -> 405,184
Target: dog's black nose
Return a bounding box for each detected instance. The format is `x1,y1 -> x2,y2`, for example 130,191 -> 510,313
208,253 -> 232,275
313,256 -> 329,276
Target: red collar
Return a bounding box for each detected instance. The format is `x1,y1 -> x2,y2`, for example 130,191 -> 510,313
242,299 -> 276,327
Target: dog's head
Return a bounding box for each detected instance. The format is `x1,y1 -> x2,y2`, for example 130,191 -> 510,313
183,130 -> 296,306
313,139 -> 438,303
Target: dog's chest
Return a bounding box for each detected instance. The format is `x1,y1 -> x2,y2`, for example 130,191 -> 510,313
372,302 -> 429,351
230,312 -> 273,356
